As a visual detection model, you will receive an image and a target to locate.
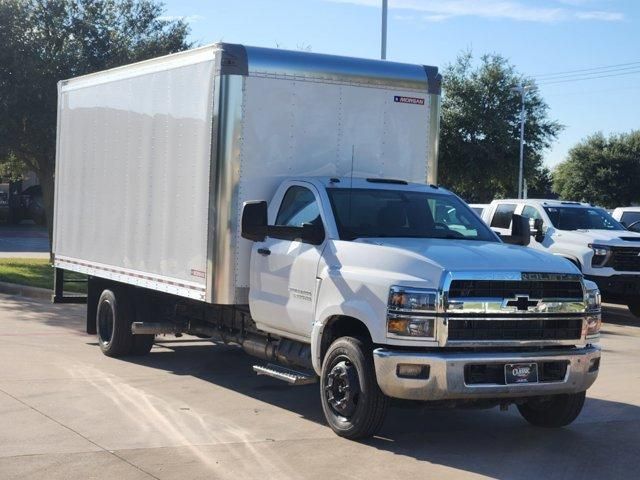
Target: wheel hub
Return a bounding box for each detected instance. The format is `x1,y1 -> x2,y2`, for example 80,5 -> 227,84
324,359 -> 360,418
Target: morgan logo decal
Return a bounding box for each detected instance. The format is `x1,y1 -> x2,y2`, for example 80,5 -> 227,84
394,96 -> 425,105
190,269 -> 206,278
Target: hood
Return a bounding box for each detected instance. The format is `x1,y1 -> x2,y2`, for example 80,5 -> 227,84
355,238 -> 579,274
554,229 -> 640,246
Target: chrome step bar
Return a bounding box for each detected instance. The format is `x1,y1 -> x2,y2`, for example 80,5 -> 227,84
253,363 -> 317,385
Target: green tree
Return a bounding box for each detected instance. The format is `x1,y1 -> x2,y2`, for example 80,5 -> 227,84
553,131 -> 640,208
0,0 -> 191,244
439,52 -> 562,203
0,153 -> 29,183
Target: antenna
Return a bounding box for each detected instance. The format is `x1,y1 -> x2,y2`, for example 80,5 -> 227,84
350,145 -> 355,189
348,145 -> 355,228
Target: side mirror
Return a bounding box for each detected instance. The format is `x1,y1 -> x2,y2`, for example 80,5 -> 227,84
301,223 -> 325,245
533,218 -> 545,242
241,201 -> 267,242
502,214 -> 530,246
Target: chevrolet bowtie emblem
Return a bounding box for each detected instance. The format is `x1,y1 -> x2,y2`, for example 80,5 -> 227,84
503,295 -> 540,311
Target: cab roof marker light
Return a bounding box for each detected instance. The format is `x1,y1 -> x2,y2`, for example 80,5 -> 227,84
366,178 -> 408,185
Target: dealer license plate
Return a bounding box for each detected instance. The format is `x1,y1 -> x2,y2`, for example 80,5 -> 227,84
505,363 -> 538,384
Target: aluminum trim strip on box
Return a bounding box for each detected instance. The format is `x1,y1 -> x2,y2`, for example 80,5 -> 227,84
55,255 -> 205,301
245,45 -> 434,91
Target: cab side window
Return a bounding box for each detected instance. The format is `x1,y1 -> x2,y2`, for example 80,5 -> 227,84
275,186 -> 322,227
522,205 -> 542,221
491,204 -> 517,229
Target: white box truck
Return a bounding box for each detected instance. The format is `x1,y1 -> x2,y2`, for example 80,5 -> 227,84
53,44 -> 602,439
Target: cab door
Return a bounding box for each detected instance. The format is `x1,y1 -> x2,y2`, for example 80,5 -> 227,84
249,184 -> 326,339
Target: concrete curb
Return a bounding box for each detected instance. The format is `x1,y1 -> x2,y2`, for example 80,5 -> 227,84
0,281 -> 53,301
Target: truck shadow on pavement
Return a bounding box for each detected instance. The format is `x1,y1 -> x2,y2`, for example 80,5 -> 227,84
2,294 -> 639,478
123,338 -> 640,479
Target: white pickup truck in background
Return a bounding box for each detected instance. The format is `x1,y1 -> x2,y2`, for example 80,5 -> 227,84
52,44 -> 602,439
612,207 -> 640,233
484,199 -> 640,316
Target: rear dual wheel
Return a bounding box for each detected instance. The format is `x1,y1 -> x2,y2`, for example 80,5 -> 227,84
96,288 -> 154,357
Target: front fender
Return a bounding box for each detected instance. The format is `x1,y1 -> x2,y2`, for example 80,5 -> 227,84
310,300 -> 381,374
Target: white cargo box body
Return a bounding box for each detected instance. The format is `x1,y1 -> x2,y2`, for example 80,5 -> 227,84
53,43 -> 441,304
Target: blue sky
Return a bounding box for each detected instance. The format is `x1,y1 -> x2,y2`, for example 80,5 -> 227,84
162,0 -> 639,168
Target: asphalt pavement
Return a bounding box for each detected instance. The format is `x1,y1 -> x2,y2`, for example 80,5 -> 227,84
0,296 -> 638,480
0,225 -> 49,258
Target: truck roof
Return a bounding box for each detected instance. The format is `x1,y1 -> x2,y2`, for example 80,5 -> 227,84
490,198 -> 593,208
60,42 -> 441,94
307,177 -> 449,194
613,206 -> 640,213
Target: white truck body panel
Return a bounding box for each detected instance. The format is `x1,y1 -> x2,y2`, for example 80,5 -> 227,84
54,48 -> 217,300
53,43 -> 441,304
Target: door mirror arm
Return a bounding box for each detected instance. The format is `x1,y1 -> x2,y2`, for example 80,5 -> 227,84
241,200 -> 325,245
301,223 -> 325,245
533,218 -> 545,243
264,224 -> 325,245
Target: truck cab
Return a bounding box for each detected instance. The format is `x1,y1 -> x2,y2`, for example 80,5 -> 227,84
484,199 -> 640,316
243,179 -> 601,438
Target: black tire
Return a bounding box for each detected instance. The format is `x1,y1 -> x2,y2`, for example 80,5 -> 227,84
627,302 -> 640,318
96,288 -> 134,357
517,391 -> 586,428
320,336 -> 389,439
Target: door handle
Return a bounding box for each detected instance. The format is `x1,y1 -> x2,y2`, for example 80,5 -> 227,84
257,248 -> 271,256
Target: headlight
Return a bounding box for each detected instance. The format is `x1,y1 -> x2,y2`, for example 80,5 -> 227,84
586,289 -> 601,311
387,287 -> 438,339
583,280 -> 601,338
387,315 -> 435,338
388,287 -> 438,312
589,243 -> 611,267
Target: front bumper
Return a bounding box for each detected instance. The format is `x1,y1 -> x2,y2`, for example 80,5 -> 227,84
585,274 -> 640,301
373,346 -> 600,401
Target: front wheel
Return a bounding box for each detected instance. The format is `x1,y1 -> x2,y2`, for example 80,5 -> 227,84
627,302 -> 640,318
320,337 -> 388,439
517,391 -> 586,428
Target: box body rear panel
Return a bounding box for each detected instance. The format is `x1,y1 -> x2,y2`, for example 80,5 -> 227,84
54,48 -> 217,300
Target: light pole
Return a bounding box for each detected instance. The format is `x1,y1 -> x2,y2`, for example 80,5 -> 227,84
381,0 -> 388,59
511,84 -> 533,199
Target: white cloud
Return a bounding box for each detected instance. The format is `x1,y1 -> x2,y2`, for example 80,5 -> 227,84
325,0 -> 624,23
423,14 -> 452,22
575,10 -> 625,21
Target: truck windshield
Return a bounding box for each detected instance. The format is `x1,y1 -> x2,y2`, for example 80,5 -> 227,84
327,188 -> 497,241
543,206 -> 624,231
